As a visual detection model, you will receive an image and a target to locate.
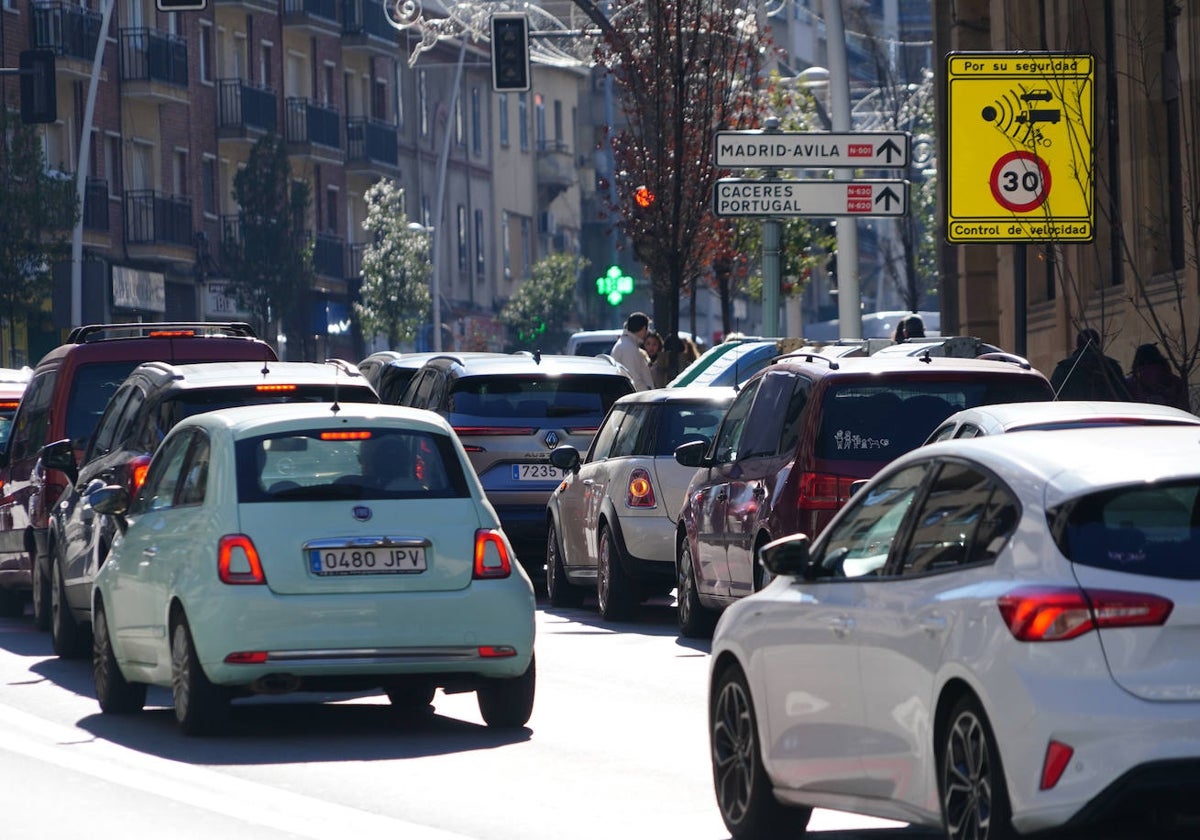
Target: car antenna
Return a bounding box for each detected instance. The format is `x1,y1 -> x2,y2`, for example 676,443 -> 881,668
330,361 -> 342,414
261,343 -> 271,377
533,348 -> 542,365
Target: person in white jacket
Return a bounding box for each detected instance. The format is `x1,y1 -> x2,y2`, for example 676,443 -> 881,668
610,312 -> 656,391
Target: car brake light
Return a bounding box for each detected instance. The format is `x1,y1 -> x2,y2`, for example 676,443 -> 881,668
256,383 -> 298,393
478,645 -> 517,658
1040,740 -> 1074,790
473,529 -> 512,579
627,468 -> 656,508
218,534 -> 266,584
997,586 -> 1173,641
225,651 -> 269,664
128,455 -> 153,496
0,400 -> 19,410
797,471 -> 856,510
320,430 -> 372,440
453,426 -> 537,436
147,329 -> 196,337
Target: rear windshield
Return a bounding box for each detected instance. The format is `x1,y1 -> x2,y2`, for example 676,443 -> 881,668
160,384 -> 378,432
66,361 -> 144,446
653,403 -> 729,455
236,429 -> 470,502
448,375 -> 632,419
816,378 -> 1050,461
1056,480 -> 1200,580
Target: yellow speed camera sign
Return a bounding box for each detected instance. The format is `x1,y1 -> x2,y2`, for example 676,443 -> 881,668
946,53 -> 1094,243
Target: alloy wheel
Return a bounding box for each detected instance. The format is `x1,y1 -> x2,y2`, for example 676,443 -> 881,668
943,708 -> 994,840
712,675 -> 756,826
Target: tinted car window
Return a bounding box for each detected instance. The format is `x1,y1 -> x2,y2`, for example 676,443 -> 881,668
450,375 -> 630,419
740,371 -> 795,459
713,378 -> 761,463
653,404 -> 725,455
609,405 -> 649,458
895,461 -> 1017,575
818,462 -> 930,578
7,371 -> 54,462
587,406 -> 627,463
65,361 -> 144,448
1059,480 -> 1200,580
236,429 -> 470,502
89,385 -> 139,459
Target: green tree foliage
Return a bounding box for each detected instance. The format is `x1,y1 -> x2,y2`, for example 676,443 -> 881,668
354,179 -> 432,348
570,0 -> 766,349
500,253 -> 589,352
221,133 -> 314,359
0,106 -> 78,359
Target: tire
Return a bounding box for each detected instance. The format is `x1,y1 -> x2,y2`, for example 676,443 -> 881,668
711,663 -> 809,839
753,538 -> 774,593
477,655 -> 535,729
677,537 -> 717,639
386,683 -> 436,710
171,615 -> 230,736
939,694 -> 1016,840
92,600 -> 146,714
51,558 -> 89,659
545,521 -> 585,608
32,555 -> 51,631
596,523 -> 637,622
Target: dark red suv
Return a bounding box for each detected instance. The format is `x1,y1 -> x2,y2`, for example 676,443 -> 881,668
672,353 -> 1055,636
0,322 -> 276,620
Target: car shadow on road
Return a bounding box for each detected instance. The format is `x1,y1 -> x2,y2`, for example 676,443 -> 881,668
537,595 -> 711,655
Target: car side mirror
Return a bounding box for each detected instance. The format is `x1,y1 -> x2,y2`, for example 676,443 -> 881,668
549,445 -> 581,473
87,484 -> 131,530
760,533 -> 813,577
674,439 -> 709,468
40,438 -> 78,485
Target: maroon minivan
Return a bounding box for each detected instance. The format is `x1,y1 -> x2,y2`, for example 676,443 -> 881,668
672,353 -> 1055,637
0,322 -> 276,620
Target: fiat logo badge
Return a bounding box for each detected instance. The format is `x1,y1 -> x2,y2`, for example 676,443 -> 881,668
352,505 -> 372,521
544,431 -> 560,449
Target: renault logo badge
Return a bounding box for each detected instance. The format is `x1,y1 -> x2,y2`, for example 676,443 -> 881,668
352,505 -> 372,521
544,431 -> 560,449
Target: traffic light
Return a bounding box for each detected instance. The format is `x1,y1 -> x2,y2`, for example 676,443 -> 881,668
596,266 -> 634,307
634,185 -> 655,209
19,50 -> 56,125
491,13 -> 530,93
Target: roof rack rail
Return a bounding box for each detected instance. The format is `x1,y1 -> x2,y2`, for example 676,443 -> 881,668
976,351 -> 1033,370
782,352 -> 840,371
428,353 -> 468,366
67,321 -> 259,343
324,358 -> 362,376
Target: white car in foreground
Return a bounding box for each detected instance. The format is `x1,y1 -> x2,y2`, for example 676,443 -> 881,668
709,425 -> 1200,839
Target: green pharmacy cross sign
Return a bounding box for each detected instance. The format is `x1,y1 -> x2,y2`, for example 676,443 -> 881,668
596,265 -> 634,306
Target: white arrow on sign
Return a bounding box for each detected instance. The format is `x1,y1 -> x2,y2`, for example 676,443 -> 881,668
714,130 -> 911,169
714,179 -> 909,218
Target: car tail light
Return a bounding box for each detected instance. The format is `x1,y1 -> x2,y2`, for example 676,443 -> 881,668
320,430 -> 371,440
148,329 -> 196,337
997,586 -> 1173,642
218,534 -> 266,584
478,645 -> 517,658
626,468 -> 656,508
1040,740 -> 1074,790
797,471 -> 856,510
453,426 -> 537,436
128,455 -> 153,496
225,651 -> 269,664
474,529 -> 512,579
0,400 -> 19,410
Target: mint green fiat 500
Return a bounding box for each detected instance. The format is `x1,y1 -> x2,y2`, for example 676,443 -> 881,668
89,402 -> 536,735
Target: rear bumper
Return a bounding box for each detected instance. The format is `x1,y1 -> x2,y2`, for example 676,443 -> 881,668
492,504 -> 549,572
1061,759 -> 1200,834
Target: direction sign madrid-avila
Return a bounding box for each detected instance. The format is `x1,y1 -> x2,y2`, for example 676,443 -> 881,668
714,179 -> 908,218
714,130 -> 910,169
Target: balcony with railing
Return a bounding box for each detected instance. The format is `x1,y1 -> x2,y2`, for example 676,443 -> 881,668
29,2 -> 102,77
342,0 -> 396,53
285,97 -> 343,163
313,233 -> 345,280
283,0 -> 340,35
348,242 -> 366,278
125,190 -> 193,260
120,28 -> 188,103
345,117 -> 398,171
536,139 -> 576,202
217,79 -> 278,140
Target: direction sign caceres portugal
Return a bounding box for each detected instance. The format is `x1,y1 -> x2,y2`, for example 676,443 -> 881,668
714,178 -> 908,218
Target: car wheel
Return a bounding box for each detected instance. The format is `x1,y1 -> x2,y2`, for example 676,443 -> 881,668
545,521 -> 585,608
171,615 -> 229,736
51,558 -> 89,659
476,654 -> 535,729
596,523 -> 636,622
677,537 -> 716,639
92,599 -> 146,715
940,694 -> 1016,840
32,555 -> 51,630
0,587 -> 24,618
711,663 -> 809,839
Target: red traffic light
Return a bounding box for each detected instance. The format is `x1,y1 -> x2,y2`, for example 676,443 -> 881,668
634,186 -> 655,208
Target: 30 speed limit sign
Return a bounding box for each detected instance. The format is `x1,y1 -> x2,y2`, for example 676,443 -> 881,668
989,151 -> 1050,213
